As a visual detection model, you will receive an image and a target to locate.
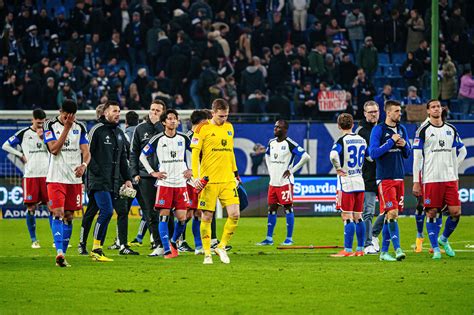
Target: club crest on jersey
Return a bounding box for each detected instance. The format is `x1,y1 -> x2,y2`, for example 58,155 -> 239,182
281,146 -> 286,150
73,130 -> 79,134
424,198 -> 431,205
200,201 -> 206,207
446,130 -> 452,135
386,201 -> 393,208
26,195 -> 32,201
439,140 -> 445,147
170,151 -> 177,158
221,139 -> 227,147
191,137 -> 199,145
45,131 -> 53,140
178,141 -> 183,146
227,131 -> 232,136
158,199 -> 165,205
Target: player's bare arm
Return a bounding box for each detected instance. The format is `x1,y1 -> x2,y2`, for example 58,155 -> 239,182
75,143 -> 90,178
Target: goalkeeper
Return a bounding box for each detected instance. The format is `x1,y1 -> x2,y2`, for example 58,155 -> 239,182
82,101 -> 135,261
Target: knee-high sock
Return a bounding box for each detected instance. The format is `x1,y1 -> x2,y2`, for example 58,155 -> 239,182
52,217 -> 64,255
441,215 -> 460,241
171,220 -> 186,243
158,216 -> 171,253
192,217 -> 202,249
211,212 -> 217,240
200,220 -> 212,256
26,210 -> 37,242
436,212 -> 443,231
355,219 -> 365,251
62,220 -> 72,254
426,217 -> 440,251
266,210 -> 277,240
285,208 -> 294,240
388,219 -> 401,250
344,219 -> 355,252
219,217 -> 239,249
136,218 -> 147,242
93,191 -> 114,249
182,218 -> 191,241
415,206 -> 425,238
381,222 -> 391,252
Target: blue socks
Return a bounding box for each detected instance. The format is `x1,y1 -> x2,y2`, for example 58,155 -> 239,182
266,211 -> 277,241
415,207 -> 425,238
344,219 -> 355,252
426,217 -> 439,251
52,217 -> 64,255
26,210 -> 37,242
441,216 -> 460,242
285,208 -> 294,240
63,220 -> 72,254
192,217 -> 202,249
159,216 -> 170,253
388,219 -> 401,250
171,220 -> 186,244
355,219 -> 365,251
381,222 -> 391,252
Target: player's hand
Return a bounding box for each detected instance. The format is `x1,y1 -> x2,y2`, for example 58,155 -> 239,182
282,170 -> 291,178
194,178 -> 204,190
235,175 -> 242,186
125,180 -> 133,188
396,138 -> 406,147
183,169 -> 193,179
36,128 -> 44,139
412,182 -> 421,197
151,171 -> 167,179
134,175 -> 140,183
74,164 -> 86,177
64,113 -> 75,129
391,134 -> 401,143
336,169 -> 347,177
21,155 -> 27,163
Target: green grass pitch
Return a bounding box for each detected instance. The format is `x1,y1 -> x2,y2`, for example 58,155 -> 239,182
1,216 -> 474,314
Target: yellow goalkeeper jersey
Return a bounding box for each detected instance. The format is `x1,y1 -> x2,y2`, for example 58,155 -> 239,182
190,120 -> 237,183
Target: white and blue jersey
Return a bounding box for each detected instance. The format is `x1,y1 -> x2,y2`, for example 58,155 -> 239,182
331,133 -> 367,192
369,122 -> 411,181
266,137 -> 306,187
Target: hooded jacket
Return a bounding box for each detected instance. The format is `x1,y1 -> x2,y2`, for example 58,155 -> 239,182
356,119 -> 377,192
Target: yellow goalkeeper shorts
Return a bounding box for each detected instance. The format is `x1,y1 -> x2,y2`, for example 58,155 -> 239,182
197,181 -> 240,211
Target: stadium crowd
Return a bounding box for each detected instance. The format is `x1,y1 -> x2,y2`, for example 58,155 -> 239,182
0,0 -> 473,120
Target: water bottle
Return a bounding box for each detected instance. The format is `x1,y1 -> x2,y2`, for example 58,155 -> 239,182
195,176 -> 209,193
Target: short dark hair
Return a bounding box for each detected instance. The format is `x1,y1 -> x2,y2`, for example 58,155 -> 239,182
103,100 -> 120,111
190,110 -> 209,125
203,109 -> 212,118
277,119 -> 289,130
160,108 -> 179,123
337,113 -> 353,130
33,108 -> 46,120
125,111 -> 139,126
61,99 -> 78,114
151,99 -> 166,111
426,99 -> 441,109
384,100 -> 401,112
211,98 -> 229,111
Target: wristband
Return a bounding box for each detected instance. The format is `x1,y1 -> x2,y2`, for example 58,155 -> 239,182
81,162 -> 88,168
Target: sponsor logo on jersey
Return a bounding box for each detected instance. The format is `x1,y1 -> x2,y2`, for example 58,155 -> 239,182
439,140 -> 445,147
36,142 -> 42,149
73,130 -> 79,134
104,135 -> 111,144
221,139 -> 227,147
143,144 -> 151,153
170,151 -> 177,158
64,139 -> 71,147
413,138 -> 420,146
191,137 -> 199,145
200,201 -> 206,207
143,132 -> 149,140
45,131 -> 54,140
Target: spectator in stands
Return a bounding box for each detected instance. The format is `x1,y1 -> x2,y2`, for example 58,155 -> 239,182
447,5 -> 467,37
21,70 -> 41,109
209,76 -> 227,104
105,31 -> 128,64
48,34 -> 64,62
458,69 -> 474,113
156,29 -> 172,74
225,76 -> 238,113
308,42 -> 326,84
315,0 -> 334,27
337,54 -> 358,91
385,9 -> 405,54
250,143 -> 267,175
400,52 -> 423,90
65,31 -> 84,61
290,59 -> 304,91
295,81 -> 316,119
374,84 -> 394,121
165,46 -> 189,96
290,0 -> 310,32
406,9 -> 425,53
352,68 -> 375,119
401,86 -> 423,105
56,81 -> 77,107
268,85 -> 291,119
439,52 -> 457,106
41,77 -> 58,110
367,6 -> 386,52
125,11 -> 147,73
345,5 -> 365,56
307,21 -> 325,49
357,36 -> 378,81
244,89 -> 267,115
325,18 -> 346,48
2,73 -> 21,109
268,44 -> 289,92
197,60 -> 217,107
21,25 -> 43,66
414,39 -> 430,90
448,33 -> 472,78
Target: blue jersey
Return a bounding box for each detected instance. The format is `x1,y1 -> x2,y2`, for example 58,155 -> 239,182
369,122 -> 411,180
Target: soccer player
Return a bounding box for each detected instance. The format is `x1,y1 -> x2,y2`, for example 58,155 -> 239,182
369,100 -> 411,262
87,101 -> 134,261
256,120 -> 310,246
412,100 -> 466,259
44,100 -> 90,267
129,100 -> 167,256
329,113 -> 367,257
191,99 -> 240,264
140,109 -> 192,259
2,109 -> 49,248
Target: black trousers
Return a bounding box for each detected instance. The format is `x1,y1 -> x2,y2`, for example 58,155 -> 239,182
80,191 -> 130,246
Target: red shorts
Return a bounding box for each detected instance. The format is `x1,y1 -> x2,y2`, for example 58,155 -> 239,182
423,181 -> 460,208
23,177 -> 48,205
268,184 -> 293,205
186,184 -> 199,210
336,191 -> 364,212
154,186 -> 189,210
378,180 -> 404,213
47,183 -> 83,211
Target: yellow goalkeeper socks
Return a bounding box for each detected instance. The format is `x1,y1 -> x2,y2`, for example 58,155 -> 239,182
92,239 -> 102,250
200,220 -> 212,256
219,217 -> 239,249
